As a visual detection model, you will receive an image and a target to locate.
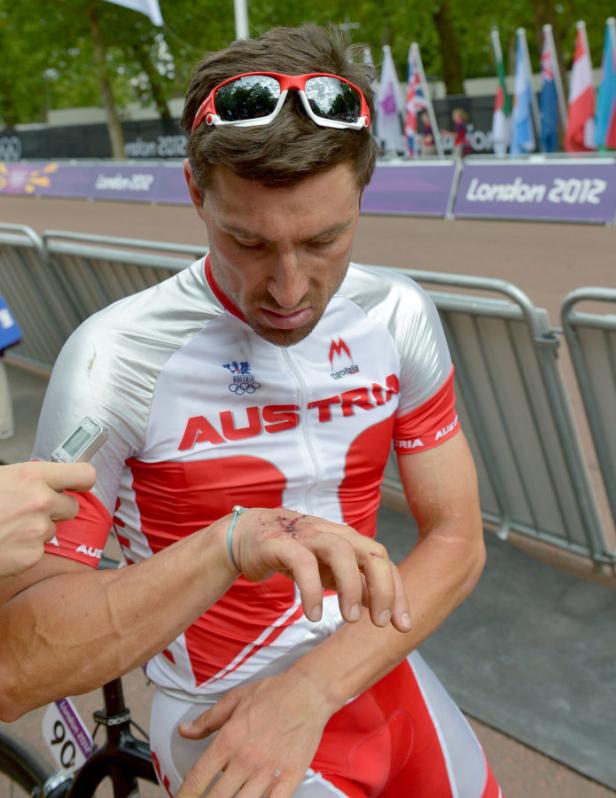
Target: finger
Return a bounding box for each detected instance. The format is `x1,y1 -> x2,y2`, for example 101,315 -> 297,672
47,491 -> 81,522
269,539 -> 324,622
38,462 -> 96,493
388,562 -> 412,633
177,748 -> 229,798
360,540 -> 397,627
178,693 -> 239,739
235,765 -> 279,798
302,532 -> 363,623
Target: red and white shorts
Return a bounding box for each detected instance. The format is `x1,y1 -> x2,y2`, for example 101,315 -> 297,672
149,651 -> 503,797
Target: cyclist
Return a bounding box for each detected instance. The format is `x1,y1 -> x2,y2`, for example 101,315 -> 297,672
0,24 -> 501,798
0,460 -> 95,577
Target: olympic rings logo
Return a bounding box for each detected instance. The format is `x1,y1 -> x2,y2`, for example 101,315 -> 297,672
0,136 -> 22,162
228,381 -> 261,395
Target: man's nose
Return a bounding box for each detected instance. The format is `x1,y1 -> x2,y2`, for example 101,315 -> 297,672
267,250 -> 309,309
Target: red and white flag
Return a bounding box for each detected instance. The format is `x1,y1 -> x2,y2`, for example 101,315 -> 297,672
565,21 -> 596,151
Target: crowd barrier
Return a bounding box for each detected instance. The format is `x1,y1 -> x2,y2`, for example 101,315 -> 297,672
562,289 -> 616,532
0,226 -> 614,566
2,156 -> 616,224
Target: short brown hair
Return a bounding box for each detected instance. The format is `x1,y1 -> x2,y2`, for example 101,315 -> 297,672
181,25 -> 377,192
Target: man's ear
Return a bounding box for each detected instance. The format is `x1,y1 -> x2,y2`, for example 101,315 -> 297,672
183,159 -> 206,220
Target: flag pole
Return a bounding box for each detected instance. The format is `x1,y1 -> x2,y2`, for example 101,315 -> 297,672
234,0 -> 249,39
490,26 -> 504,69
518,28 -> 541,150
412,42 -> 444,157
543,24 -> 567,127
608,17 -> 616,57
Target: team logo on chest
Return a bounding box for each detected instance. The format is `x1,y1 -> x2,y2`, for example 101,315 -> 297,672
329,337 -> 359,380
222,360 -> 262,395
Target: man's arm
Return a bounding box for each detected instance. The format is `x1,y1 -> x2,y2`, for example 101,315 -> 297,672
177,431 -> 485,798
0,507 -> 409,721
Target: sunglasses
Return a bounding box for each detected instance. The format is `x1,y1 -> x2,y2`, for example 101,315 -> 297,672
191,71 -> 371,133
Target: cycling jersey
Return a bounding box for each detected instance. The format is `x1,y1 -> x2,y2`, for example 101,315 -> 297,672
33,255 -> 501,796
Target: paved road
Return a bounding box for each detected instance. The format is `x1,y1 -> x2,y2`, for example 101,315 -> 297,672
0,195 -> 614,797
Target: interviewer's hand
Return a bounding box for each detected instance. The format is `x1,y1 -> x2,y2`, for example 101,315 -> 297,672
0,461 -> 96,577
229,507 -> 411,632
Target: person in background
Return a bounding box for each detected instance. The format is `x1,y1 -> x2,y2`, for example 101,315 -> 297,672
450,107 -> 473,158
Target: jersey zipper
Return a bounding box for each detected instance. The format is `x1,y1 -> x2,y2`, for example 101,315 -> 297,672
281,348 -> 322,515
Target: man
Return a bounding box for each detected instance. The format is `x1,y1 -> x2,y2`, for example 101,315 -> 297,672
0,460 -> 95,576
0,24 -> 500,798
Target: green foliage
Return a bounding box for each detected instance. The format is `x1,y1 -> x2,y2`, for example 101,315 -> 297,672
1,0 -> 614,127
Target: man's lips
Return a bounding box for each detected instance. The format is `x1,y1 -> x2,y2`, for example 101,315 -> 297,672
259,307 -> 314,330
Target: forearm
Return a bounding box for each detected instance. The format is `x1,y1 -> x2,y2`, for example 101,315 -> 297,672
0,519 -> 236,719
291,523 -> 485,712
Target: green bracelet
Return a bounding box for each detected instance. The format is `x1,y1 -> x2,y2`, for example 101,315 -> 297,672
226,505 -> 246,571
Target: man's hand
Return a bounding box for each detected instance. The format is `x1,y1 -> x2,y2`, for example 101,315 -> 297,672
177,669 -> 330,798
0,461 -> 96,577
230,508 -> 411,632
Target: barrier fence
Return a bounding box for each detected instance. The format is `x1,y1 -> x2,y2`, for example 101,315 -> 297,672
562,289 -> 616,532
0,226 -> 614,566
2,156 -> 616,224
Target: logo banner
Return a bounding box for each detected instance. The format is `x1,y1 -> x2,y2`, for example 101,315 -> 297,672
454,160 -> 616,223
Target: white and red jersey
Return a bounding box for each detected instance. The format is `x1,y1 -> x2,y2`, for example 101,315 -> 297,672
34,256 -> 459,696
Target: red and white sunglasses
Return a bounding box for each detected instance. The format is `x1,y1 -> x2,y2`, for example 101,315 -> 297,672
191,71 -> 371,133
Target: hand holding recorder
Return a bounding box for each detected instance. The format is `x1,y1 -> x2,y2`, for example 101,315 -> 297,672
0,417 -> 105,577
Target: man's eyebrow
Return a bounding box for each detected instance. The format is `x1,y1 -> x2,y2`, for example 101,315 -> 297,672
302,219 -> 354,244
220,223 -> 270,242
220,218 -> 355,244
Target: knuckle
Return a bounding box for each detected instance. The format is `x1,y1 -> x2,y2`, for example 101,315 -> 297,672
368,541 -> 388,561
29,487 -> 54,515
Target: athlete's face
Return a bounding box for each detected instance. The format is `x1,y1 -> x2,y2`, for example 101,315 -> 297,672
185,161 -> 361,346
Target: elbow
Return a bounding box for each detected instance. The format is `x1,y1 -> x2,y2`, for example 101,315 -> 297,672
0,692 -> 29,722
0,666 -> 35,721
462,530 -> 487,598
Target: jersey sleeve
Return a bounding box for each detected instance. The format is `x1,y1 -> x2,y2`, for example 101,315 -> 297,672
390,278 -> 460,455
33,314 -> 142,568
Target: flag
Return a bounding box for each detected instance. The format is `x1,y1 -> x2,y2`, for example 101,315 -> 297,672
362,46 -> 379,102
511,30 -> 535,155
596,19 -> 616,150
539,27 -> 559,151
490,28 -> 511,156
565,22 -> 596,151
102,0 -> 163,26
375,45 -> 405,155
404,44 -> 428,157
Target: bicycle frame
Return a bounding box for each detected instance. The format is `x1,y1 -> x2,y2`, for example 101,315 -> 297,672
45,678 -> 157,798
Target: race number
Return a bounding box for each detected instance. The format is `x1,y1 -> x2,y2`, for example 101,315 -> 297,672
42,698 -> 94,774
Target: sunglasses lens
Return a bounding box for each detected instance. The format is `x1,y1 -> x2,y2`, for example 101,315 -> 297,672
215,75 -> 281,121
304,77 -> 361,123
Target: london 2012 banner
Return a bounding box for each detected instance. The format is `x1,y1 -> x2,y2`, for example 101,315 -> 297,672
454,159 -> 616,223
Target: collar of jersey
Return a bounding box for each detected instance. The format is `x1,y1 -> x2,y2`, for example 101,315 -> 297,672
204,254 -> 246,322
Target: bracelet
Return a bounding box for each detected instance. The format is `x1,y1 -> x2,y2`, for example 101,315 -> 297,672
226,505 -> 246,572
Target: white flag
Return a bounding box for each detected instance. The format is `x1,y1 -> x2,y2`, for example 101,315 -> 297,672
375,45 -> 405,154
103,0 -> 163,26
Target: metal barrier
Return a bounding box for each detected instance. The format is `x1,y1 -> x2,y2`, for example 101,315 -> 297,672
379,268 -> 611,565
43,231 -> 205,328
0,227 -> 205,371
0,224 -> 74,370
562,288 -> 616,533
